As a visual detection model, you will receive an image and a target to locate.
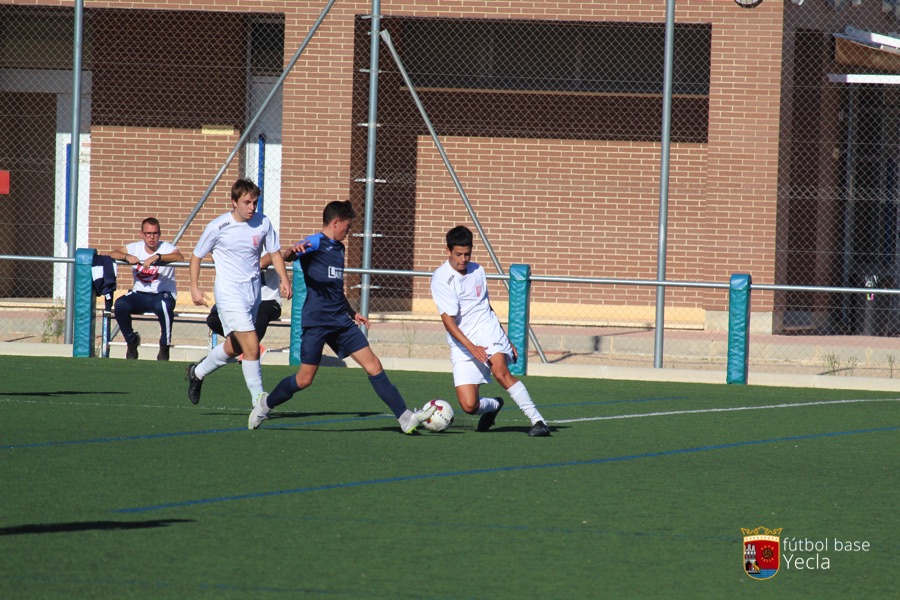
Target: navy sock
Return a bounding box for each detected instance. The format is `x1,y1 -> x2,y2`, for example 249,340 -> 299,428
268,375 -> 301,408
368,371 -> 407,418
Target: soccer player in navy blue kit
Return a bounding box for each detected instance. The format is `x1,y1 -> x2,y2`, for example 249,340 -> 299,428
248,200 -> 435,433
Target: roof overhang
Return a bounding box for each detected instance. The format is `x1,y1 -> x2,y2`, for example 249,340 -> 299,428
833,26 -> 900,73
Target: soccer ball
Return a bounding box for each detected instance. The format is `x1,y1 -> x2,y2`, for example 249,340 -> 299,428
422,399 -> 454,433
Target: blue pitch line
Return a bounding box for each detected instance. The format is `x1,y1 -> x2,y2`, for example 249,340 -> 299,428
114,425 -> 897,514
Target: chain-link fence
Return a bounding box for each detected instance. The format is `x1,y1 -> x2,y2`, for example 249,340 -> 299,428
3,1 -> 900,382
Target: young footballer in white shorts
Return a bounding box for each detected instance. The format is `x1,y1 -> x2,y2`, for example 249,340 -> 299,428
430,225 -> 550,437
186,178 -> 292,408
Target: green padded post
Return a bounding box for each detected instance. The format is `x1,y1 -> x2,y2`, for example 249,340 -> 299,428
289,265 -> 306,365
726,273 -> 752,384
73,248 -> 97,358
507,264 -> 531,376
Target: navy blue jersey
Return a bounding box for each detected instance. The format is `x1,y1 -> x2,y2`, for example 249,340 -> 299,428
299,233 -> 355,328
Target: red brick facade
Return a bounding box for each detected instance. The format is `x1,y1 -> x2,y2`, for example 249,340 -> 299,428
4,0 -> 786,327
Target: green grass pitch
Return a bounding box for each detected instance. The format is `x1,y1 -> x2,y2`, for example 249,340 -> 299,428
1,355 -> 897,598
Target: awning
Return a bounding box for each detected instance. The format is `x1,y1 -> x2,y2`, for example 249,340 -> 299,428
833,26 -> 900,73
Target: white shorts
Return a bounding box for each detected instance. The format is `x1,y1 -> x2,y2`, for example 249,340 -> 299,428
452,358 -> 492,387
218,302 -> 259,337
450,348 -> 512,387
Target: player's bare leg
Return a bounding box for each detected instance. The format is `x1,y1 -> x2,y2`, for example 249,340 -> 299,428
490,355 -> 550,437
453,383 -> 503,432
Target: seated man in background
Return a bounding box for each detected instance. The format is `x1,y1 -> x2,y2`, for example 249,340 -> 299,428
107,217 -> 184,360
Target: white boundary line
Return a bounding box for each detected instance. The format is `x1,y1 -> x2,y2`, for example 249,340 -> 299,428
550,398 -> 900,424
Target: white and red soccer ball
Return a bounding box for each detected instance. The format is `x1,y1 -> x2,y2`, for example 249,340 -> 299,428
422,399 -> 454,432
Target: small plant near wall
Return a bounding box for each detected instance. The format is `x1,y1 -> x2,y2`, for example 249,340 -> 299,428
41,300 -> 64,343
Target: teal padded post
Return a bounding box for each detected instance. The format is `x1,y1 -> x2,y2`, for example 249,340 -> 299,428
73,248 -> 97,358
289,265 -> 306,366
726,273 -> 752,384
507,264 -> 531,376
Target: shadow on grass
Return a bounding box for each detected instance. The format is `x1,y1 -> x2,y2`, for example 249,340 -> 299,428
3,391 -> 121,397
0,519 -> 194,536
200,410 -> 384,419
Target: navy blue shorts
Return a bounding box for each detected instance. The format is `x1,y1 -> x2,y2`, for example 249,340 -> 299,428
300,323 -> 369,365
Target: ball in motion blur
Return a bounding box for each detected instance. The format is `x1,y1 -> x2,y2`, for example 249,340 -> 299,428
422,399 -> 454,432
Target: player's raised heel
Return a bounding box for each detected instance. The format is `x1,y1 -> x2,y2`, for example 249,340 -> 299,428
528,420 -> 551,437
248,393 -> 270,430
186,363 -> 203,405
477,397 -> 504,432
400,404 -> 437,434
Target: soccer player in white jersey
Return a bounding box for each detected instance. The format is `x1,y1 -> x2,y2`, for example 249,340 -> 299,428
185,178 -> 292,409
430,225 -> 550,437
206,248 -> 297,361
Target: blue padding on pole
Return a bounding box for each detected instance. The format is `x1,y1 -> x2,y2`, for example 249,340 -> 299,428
73,248 -> 97,358
726,273 -> 752,384
289,266 -> 306,366
507,264 -> 531,376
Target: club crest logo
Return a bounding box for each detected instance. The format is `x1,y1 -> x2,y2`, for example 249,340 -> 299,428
252,234 -> 261,248
742,526 -> 782,580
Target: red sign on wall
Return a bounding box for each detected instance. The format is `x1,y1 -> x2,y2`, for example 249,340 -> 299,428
0,170 -> 9,195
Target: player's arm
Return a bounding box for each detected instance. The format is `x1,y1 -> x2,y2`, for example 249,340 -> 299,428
145,245 -> 184,267
292,234 -> 320,255
108,245 -> 139,265
488,302 -> 518,362
344,297 -> 368,328
189,253 -> 209,306
268,249 -> 293,301
439,312 -> 488,364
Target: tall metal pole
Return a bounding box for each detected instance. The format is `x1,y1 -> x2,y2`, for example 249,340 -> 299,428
654,0 -> 676,368
64,0 -> 84,344
381,30 -> 548,362
358,0 -> 382,323
172,0 -> 337,245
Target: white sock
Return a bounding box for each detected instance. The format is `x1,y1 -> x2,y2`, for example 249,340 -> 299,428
241,359 -> 264,400
475,397 -> 501,415
196,343 -> 230,379
507,381 -> 544,425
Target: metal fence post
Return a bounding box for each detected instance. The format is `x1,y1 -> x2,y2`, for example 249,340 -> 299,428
726,273 -> 752,384
508,264 -> 531,376
73,247 -> 96,358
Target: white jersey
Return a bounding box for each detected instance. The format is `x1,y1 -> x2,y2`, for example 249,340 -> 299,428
193,211 -> 280,311
125,240 -> 179,294
430,260 -> 512,362
260,265 -> 282,304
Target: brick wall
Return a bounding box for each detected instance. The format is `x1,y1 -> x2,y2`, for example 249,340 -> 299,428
89,126 -> 241,293
9,0 -> 785,324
